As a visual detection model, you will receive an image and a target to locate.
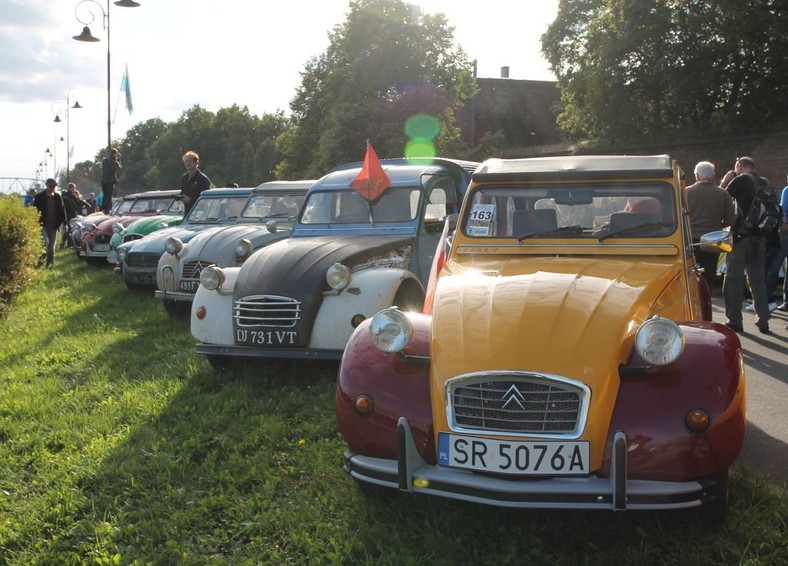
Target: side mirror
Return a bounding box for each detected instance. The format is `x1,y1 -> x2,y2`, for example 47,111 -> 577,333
698,229 -> 732,253
266,219 -> 278,233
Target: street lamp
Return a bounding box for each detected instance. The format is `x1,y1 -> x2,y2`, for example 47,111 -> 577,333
72,0 -> 140,159
53,90 -> 83,186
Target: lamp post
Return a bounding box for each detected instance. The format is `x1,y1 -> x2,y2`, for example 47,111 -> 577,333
54,90 -> 83,186
72,0 -> 140,160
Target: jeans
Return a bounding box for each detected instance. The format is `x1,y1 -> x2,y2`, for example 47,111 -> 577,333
764,230 -> 788,303
41,225 -> 58,266
723,234 -> 770,328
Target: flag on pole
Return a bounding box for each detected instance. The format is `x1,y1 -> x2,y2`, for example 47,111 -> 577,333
350,141 -> 390,201
120,63 -> 133,114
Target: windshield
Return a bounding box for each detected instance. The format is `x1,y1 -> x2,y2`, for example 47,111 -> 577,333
300,187 -> 420,225
128,196 -> 181,215
463,182 -> 676,240
188,195 -> 248,223
241,192 -> 306,220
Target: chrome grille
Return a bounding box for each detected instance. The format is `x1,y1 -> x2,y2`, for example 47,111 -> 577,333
448,374 -> 585,435
126,253 -> 160,268
234,295 -> 300,327
95,233 -> 112,244
181,259 -> 214,281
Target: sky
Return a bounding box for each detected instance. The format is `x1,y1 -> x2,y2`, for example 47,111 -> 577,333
0,0 -> 559,190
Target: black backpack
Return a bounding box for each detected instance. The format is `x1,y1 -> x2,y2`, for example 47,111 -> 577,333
742,173 -> 781,235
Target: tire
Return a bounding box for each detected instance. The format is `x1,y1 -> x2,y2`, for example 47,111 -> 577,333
125,280 -> 152,293
163,300 -> 191,317
87,256 -> 106,267
699,469 -> 729,527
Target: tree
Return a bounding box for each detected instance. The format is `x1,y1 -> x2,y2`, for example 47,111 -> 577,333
541,0 -> 788,143
276,0 -> 476,179
115,118 -> 168,195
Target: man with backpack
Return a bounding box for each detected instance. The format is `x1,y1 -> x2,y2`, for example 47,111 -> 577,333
720,156 -> 773,334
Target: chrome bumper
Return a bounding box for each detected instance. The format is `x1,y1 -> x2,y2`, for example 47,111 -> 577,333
343,417 -> 714,511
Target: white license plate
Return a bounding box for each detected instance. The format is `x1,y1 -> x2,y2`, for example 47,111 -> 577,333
178,280 -> 199,293
94,244 -> 110,252
437,433 -> 589,475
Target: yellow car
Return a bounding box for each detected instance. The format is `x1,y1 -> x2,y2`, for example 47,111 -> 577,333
336,155 -> 745,524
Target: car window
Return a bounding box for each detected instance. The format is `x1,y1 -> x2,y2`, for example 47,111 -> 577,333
188,196 -> 248,222
241,193 -> 306,220
129,197 -> 177,214
463,183 -> 676,239
300,188 -> 420,224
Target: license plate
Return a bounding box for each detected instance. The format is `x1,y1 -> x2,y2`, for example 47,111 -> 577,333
235,328 -> 298,347
438,433 -> 589,475
94,244 -> 110,252
178,280 -> 199,293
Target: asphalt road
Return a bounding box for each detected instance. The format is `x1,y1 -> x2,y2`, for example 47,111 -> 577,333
709,291 -> 788,491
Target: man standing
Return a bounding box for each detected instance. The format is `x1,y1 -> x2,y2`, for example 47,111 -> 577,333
686,161 -> 735,290
100,147 -> 122,213
179,150 -> 211,215
33,178 -> 67,269
721,156 -> 771,334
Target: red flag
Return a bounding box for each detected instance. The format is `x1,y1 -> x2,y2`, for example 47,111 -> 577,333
350,141 -> 390,201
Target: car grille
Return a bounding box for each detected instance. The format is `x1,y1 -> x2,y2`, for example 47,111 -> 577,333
123,234 -> 143,243
234,295 -> 301,328
448,374 -> 585,436
127,253 -> 160,268
181,259 -> 214,281
95,233 -> 112,244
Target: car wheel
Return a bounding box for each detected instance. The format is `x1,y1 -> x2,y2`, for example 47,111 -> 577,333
87,257 -> 105,267
392,281 -> 425,312
124,280 -> 151,293
699,469 -> 729,527
163,300 -> 190,317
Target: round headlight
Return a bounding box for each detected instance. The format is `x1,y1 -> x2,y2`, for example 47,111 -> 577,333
369,308 -> 413,353
634,316 -> 684,366
112,223 -> 124,234
85,222 -> 96,231
326,263 -> 352,290
200,266 -> 225,291
117,247 -> 128,262
165,237 -> 184,255
235,238 -> 253,258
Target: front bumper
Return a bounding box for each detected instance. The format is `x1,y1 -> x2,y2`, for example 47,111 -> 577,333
196,342 -> 342,361
343,417 -> 716,511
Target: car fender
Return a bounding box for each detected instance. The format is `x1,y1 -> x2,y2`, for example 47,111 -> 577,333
336,313 -> 433,460
605,321 -> 745,480
310,268 -> 424,349
190,267 -> 240,345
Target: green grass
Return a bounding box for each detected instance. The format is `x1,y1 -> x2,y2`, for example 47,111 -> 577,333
1,248 -> 786,565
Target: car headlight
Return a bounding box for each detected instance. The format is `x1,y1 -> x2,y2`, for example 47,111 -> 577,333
165,237 -> 184,255
634,316 -> 684,366
369,308 -> 413,353
112,223 -> 124,234
200,265 -> 225,291
117,247 -> 128,262
326,263 -> 352,290
235,238 -> 253,258
85,222 -> 96,231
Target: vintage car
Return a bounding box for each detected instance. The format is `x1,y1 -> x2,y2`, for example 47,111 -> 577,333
81,190 -> 183,266
115,186 -> 253,291
107,212 -> 186,265
191,158 -> 479,367
336,155 -> 745,524
69,199 -> 122,259
155,180 -> 311,315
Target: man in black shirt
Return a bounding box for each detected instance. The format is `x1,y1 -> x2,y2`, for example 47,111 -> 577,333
178,150 -> 212,215
33,179 -> 67,268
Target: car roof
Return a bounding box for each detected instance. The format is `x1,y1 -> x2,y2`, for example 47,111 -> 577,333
251,180 -> 316,194
123,189 -> 181,199
318,158 -> 480,189
472,155 -> 675,182
199,187 -> 253,197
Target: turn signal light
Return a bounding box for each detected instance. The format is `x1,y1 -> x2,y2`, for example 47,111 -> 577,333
353,394 -> 374,416
413,477 -> 430,489
686,409 -> 710,433
195,305 -> 206,320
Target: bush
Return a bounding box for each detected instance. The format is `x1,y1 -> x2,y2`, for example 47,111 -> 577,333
0,195 -> 42,317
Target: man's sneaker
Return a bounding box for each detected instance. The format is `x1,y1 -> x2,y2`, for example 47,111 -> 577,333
757,323 -> 770,335
769,302 -> 778,312
726,322 -> 744,333
779,303 -> 788,312
745,301 -> 755,312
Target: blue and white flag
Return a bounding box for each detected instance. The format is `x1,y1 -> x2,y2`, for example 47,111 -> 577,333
120,63 -> 133,114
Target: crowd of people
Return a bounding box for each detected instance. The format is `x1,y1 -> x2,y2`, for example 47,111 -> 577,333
686,157 -> 788,334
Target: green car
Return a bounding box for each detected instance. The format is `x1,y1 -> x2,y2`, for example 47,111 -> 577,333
108,201 -> 184,265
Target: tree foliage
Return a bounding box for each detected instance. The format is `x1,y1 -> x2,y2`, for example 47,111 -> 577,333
276,0 -> 477,179
541,0 -> 788,143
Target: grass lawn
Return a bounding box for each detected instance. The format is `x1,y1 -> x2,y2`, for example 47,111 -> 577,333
0,248 -> 786,565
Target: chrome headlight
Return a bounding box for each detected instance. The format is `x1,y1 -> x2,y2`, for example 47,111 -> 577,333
200,265 -> 225,291
85,222 -> 97,231
165,237 -> 184,256
370,308 -> 413,353
235,238 -> 253,258
112,223 -> 124,234
326,263 -> 352,290
634,316 -> 684,366
117,247 -> 128,262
